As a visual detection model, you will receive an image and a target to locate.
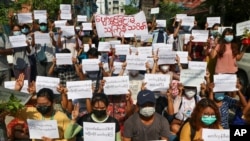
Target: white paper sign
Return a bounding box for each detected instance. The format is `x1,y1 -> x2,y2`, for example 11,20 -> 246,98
176,51 -> 188,64
152,43 -> 172,52
36,76 -> 60,94
104,76 -> 129,95
77,15 -> 87,22
207,17 -> 221,28
145,74 -> 170,91
137,46 -> 152,56
180,69 -> 206,86
9,35 -> 27,48
34,33 -> 50,45
156,20 -> 166,27
54,20 -> 67,28
66,80 -> 92,99
188,61 -> 207,70
124,33 -> 134,38
61,26 -> 75,37
213,74 -> 237,92
236,20 -> 250,36
18,13 -> 33,23
176,14 -> 187,22
60,4 -> 72,20
129,80 -> 142,104
55,53 -> 72,65
158,50 -> 176,65
113,61 -> 123,74
33,10 -> 47,20
82,23 -> 93,30
27,119 -> 59,139
115,44 -> 130,55
95,11 -> 148,37
181,16 -> 195,26
140,34 -> 153,43
4,80 -> 29,93
202,128 -> 229,141
184,34 -> 191,44
98,42 -> 111,52
82,59 -> 100,71
150,7 -> 159,14
126,55 -> 147,70
191,30 -> 209,42
83,122 -> 115,141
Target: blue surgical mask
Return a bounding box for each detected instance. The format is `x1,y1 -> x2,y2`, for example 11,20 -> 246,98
21,27 -> 29,34
214,92 -> 225,101
201,115 -> 217,125
40,25 -> 47,32
211,30 -> 218,37
13,31 -> 21,36
224,35 -> 233,42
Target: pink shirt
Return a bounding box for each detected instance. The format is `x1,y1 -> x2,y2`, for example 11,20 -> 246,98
215,43 -> 237,74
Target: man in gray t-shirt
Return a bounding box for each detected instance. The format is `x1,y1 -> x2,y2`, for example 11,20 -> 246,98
0,31 -> 12,86
123,89 -> 171,141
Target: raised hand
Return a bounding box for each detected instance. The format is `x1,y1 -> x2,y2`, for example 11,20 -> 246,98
71,103 -> 80,121
15,73 -> 25,91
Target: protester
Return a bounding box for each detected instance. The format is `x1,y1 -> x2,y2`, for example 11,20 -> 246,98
210,28 -> 247,74
123,89 -> 171,141
178,98 -> 223,141
0,26 -> 12,86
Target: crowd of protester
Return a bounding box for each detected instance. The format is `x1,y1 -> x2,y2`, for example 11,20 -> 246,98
0,7 -> 250,141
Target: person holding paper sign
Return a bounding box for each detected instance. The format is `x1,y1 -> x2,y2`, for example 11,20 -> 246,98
208,80 -> 247,129
178,98 -> 222,141
71,93 -> 122,141
123,89 -> 171,141
14,88 -> 77,141
34,18 -> 58,77
10,24 -> 31,83
210,28 -> 247,74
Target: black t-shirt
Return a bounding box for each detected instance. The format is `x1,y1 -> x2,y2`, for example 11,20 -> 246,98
77,113 -> 120,133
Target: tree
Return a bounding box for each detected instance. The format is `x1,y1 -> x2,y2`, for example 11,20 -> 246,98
157,0 -> 184,27
123,0 -> 140,15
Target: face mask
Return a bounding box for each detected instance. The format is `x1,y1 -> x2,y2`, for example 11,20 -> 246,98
40,25 -> 47,32
92,109 -> 107,119
139,107 -> 155,117
160,65 -> 169,72
21,28 -> 29,34
159,28 -> 164,32
36,105 -> 52,115
214,92 -> 225,101
201,115 -> 217,125
224,35 -> 233,42
185,89 -> 196,98
130,70 -> 139,76
13,31 -> 21,36
210,30 -> 218,37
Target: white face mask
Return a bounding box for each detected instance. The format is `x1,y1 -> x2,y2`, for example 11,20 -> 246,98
139,107 -> 155,117
185,89 -> 196,98
130,70 -> 139,76
160,65 -> 169,72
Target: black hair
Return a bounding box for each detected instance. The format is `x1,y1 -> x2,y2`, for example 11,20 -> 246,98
21,24 -> 30,29
87,47 -> 99,57
60,48 -> 71,53
36,88 -> 54,103
167,26 -> 175,34
91,93 -> 109,107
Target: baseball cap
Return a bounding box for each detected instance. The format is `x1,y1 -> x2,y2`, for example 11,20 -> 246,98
137,90 -> 156,106
39,19 -> 47,24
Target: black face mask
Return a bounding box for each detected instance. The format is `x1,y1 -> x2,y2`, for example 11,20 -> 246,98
36,105 -> 52,115
92,109 -> 106,119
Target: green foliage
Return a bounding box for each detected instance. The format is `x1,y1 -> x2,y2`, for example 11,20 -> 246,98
157,1 -> 184,27
0,0 -> 29,25
123,4 -> 139,15
32,0 -> 64,20
0,94 -> 24,114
